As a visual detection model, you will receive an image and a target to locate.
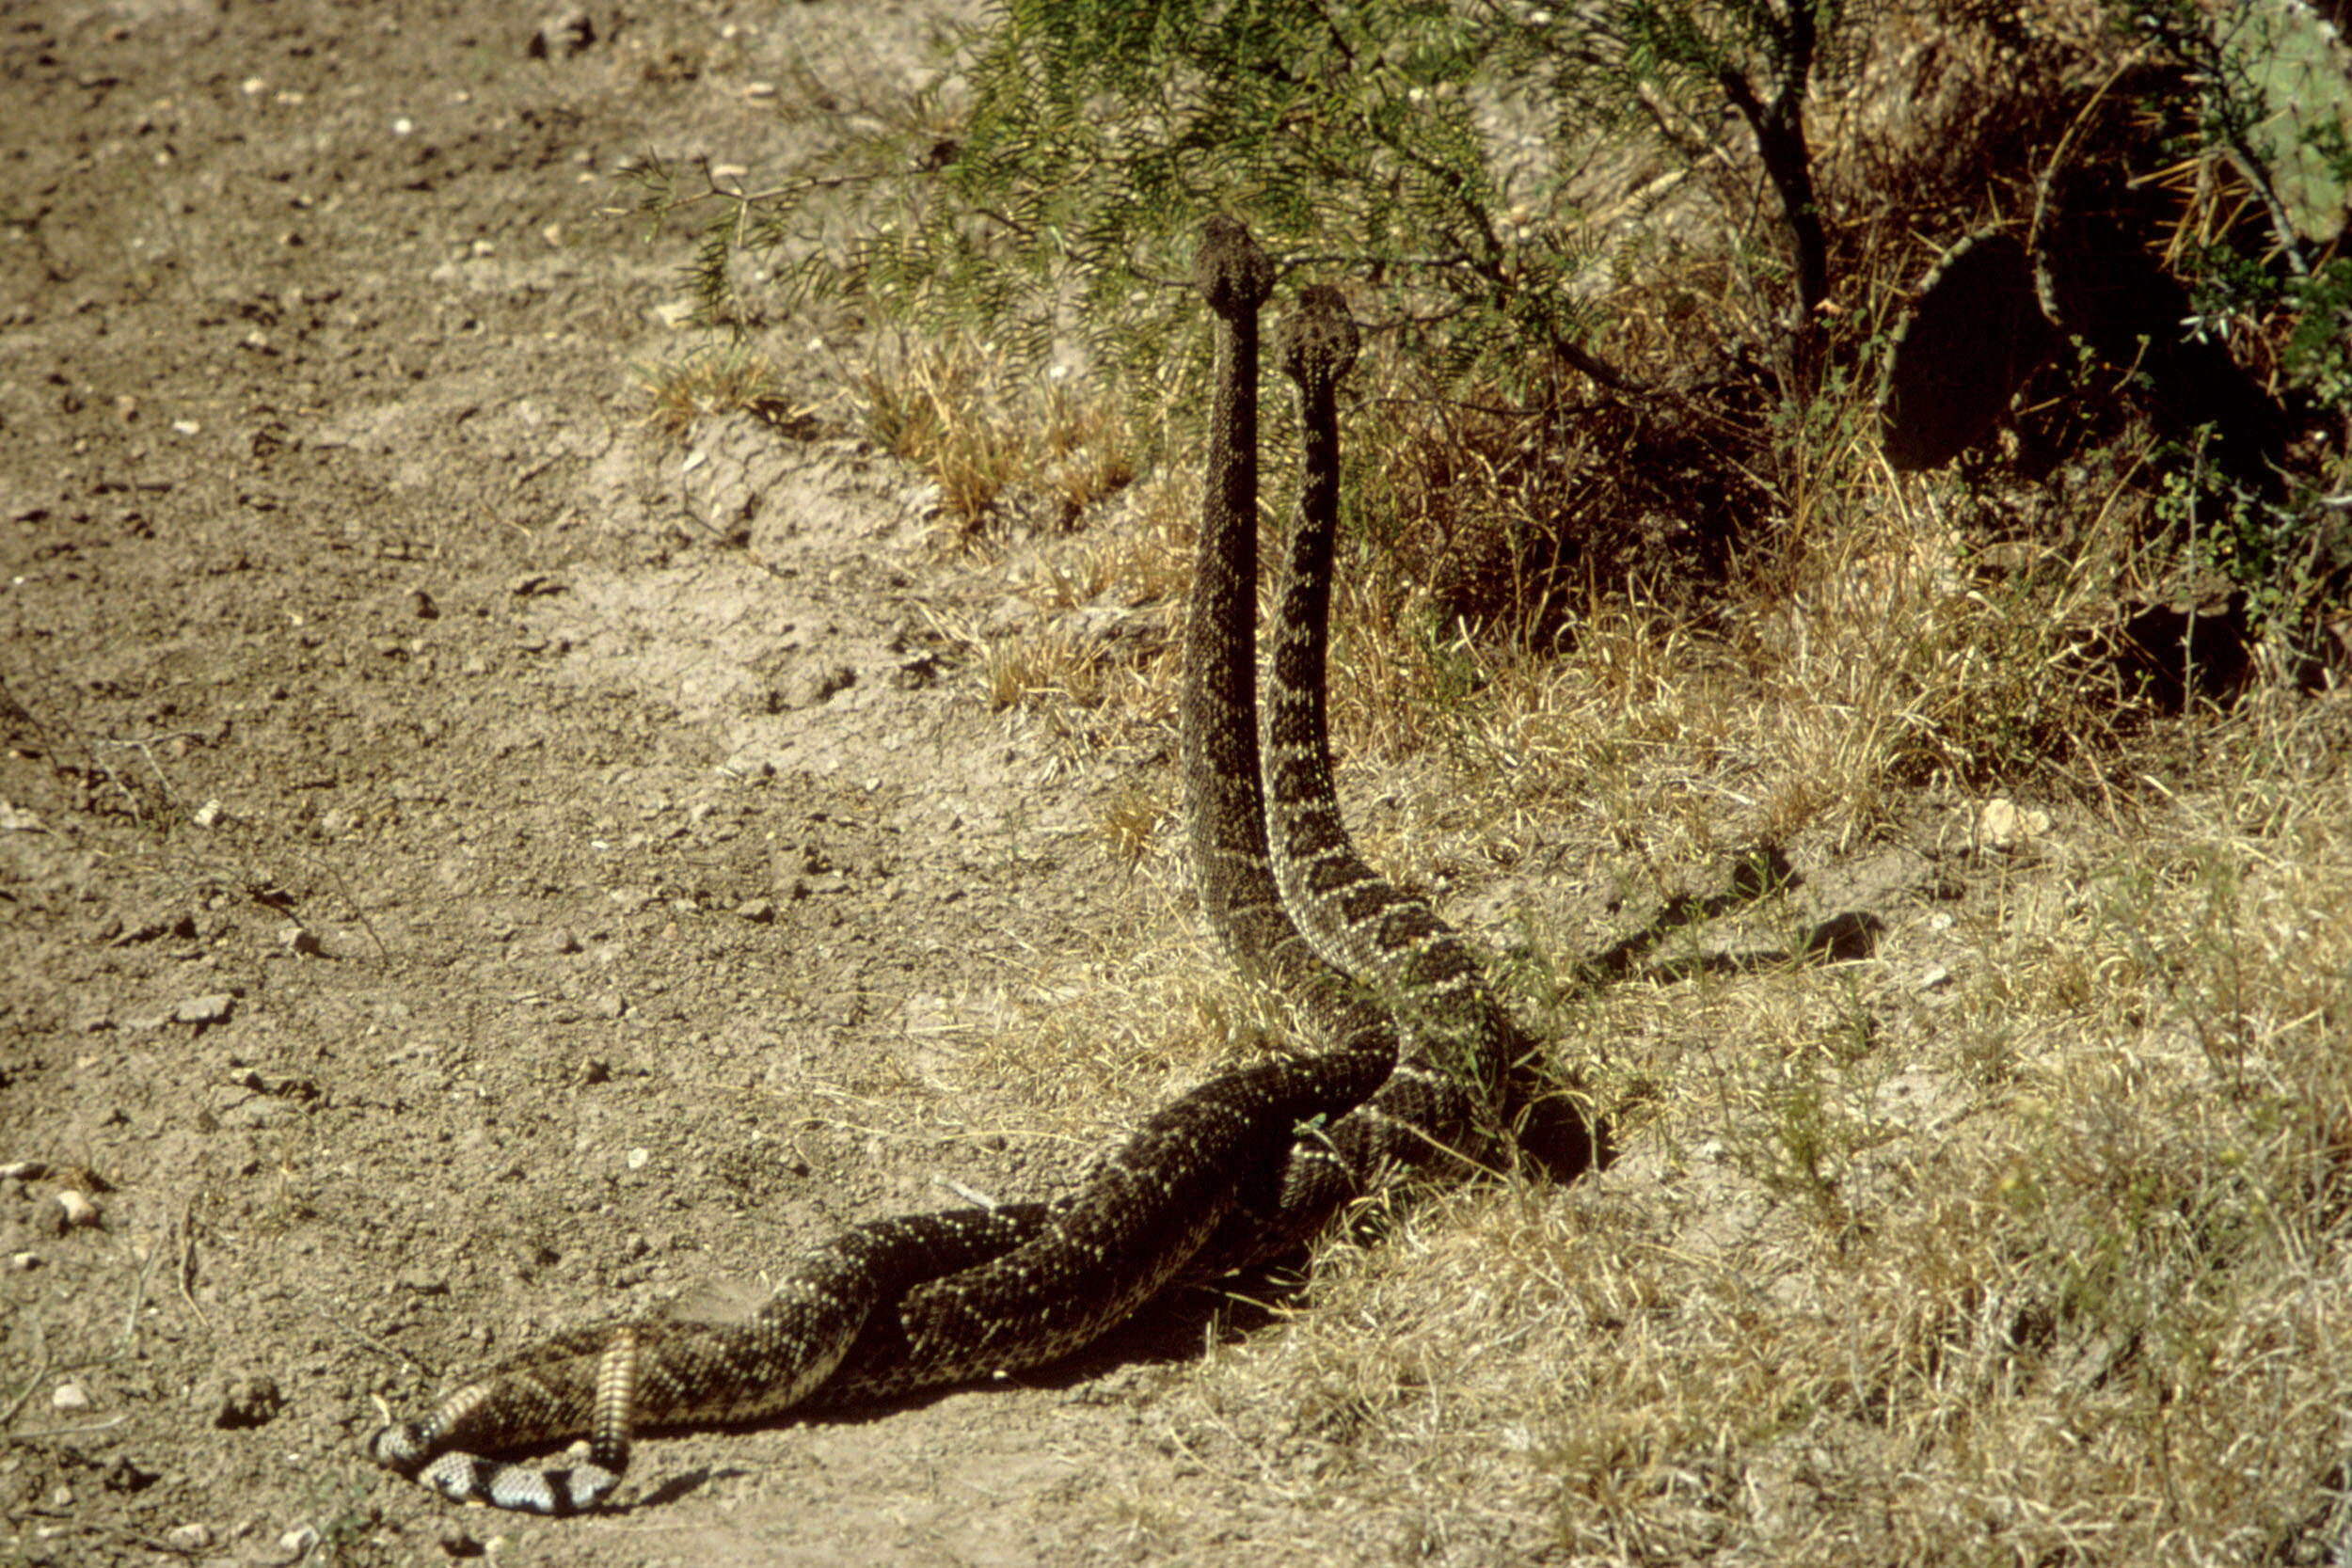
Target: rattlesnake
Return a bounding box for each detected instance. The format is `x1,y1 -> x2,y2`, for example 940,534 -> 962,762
368,217 -> 1546,1513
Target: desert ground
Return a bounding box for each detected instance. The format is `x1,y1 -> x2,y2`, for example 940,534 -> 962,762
6,2 -> 2350,1566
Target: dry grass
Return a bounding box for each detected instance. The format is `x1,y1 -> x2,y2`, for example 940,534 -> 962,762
1169,689 -> 2352,1565
710,82 -> 2352,1545
917,341 -> 2352,1561
638,342 -> 807,433
860,337 -> 1139,528
979,643 -> 2348,1562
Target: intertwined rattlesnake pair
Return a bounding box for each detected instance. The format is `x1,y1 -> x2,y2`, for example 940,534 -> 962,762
370,217 -> 1551,1513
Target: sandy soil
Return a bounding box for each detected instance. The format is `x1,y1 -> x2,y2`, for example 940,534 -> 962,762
0,3 -> 1957,1564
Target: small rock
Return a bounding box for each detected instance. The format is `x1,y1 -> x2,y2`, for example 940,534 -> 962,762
1978,797 -> 2050,850
625,1148 -> 650,1171
164,1524 -> 213,1552
544,926 -> 580,955
54,1190 -> 98,1229
9,1252 -> 39,1270
1917,964 -> 1953,992
278,922 -> 323,956
175,992 -> 235,1026
395,1269 -> 448,1295
578,1058 -> 610,1086
735,898 -> 775,924
587,990 -> 625,1020
525,8 -> 595,57
51,1382 -> 88,1411
409,588 -> 439,619
278,1524 -> 321,1562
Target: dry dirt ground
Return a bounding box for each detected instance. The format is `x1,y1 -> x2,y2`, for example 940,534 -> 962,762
0,3 -> 1986,1565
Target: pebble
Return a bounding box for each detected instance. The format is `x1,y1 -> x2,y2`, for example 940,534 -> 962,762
51,1382 -> 88,1412
175,993 -> 235,1025
1978,796 -> 2050,849
527,8 -> 595,58
164,1524 -> 212,1552
55,1190 -> 98,1228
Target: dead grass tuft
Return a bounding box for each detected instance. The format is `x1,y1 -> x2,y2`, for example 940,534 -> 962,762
1117,693 -> 2352,1562
845,47 -> 2350,1547
638,344 -> 807,434
860,338 -> 1138,529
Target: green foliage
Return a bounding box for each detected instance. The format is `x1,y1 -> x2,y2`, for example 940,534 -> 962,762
2224,0 -> 2352,242
2151,439 -> 2317,629
634,0 -> 1868,408
2286,256 -> 2352,406
2135,0 -> 2352,251
650,0 -> 1557,399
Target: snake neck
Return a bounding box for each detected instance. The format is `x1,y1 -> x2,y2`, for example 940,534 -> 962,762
1181,217 -> 1293,976
1263,286 -> 1511,1120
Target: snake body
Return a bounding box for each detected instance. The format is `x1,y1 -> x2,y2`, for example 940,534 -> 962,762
370,219 -> 1543,1513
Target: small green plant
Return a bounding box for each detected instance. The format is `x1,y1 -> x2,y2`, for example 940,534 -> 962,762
305,1473 -> 391,1568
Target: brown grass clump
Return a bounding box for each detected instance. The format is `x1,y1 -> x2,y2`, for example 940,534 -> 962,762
785,8 -> 2352,1555
929,293 -> 2352,1566
860,336 -> 1138,529
639,343 -> 807,434
1002,666 -> 2347,1565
